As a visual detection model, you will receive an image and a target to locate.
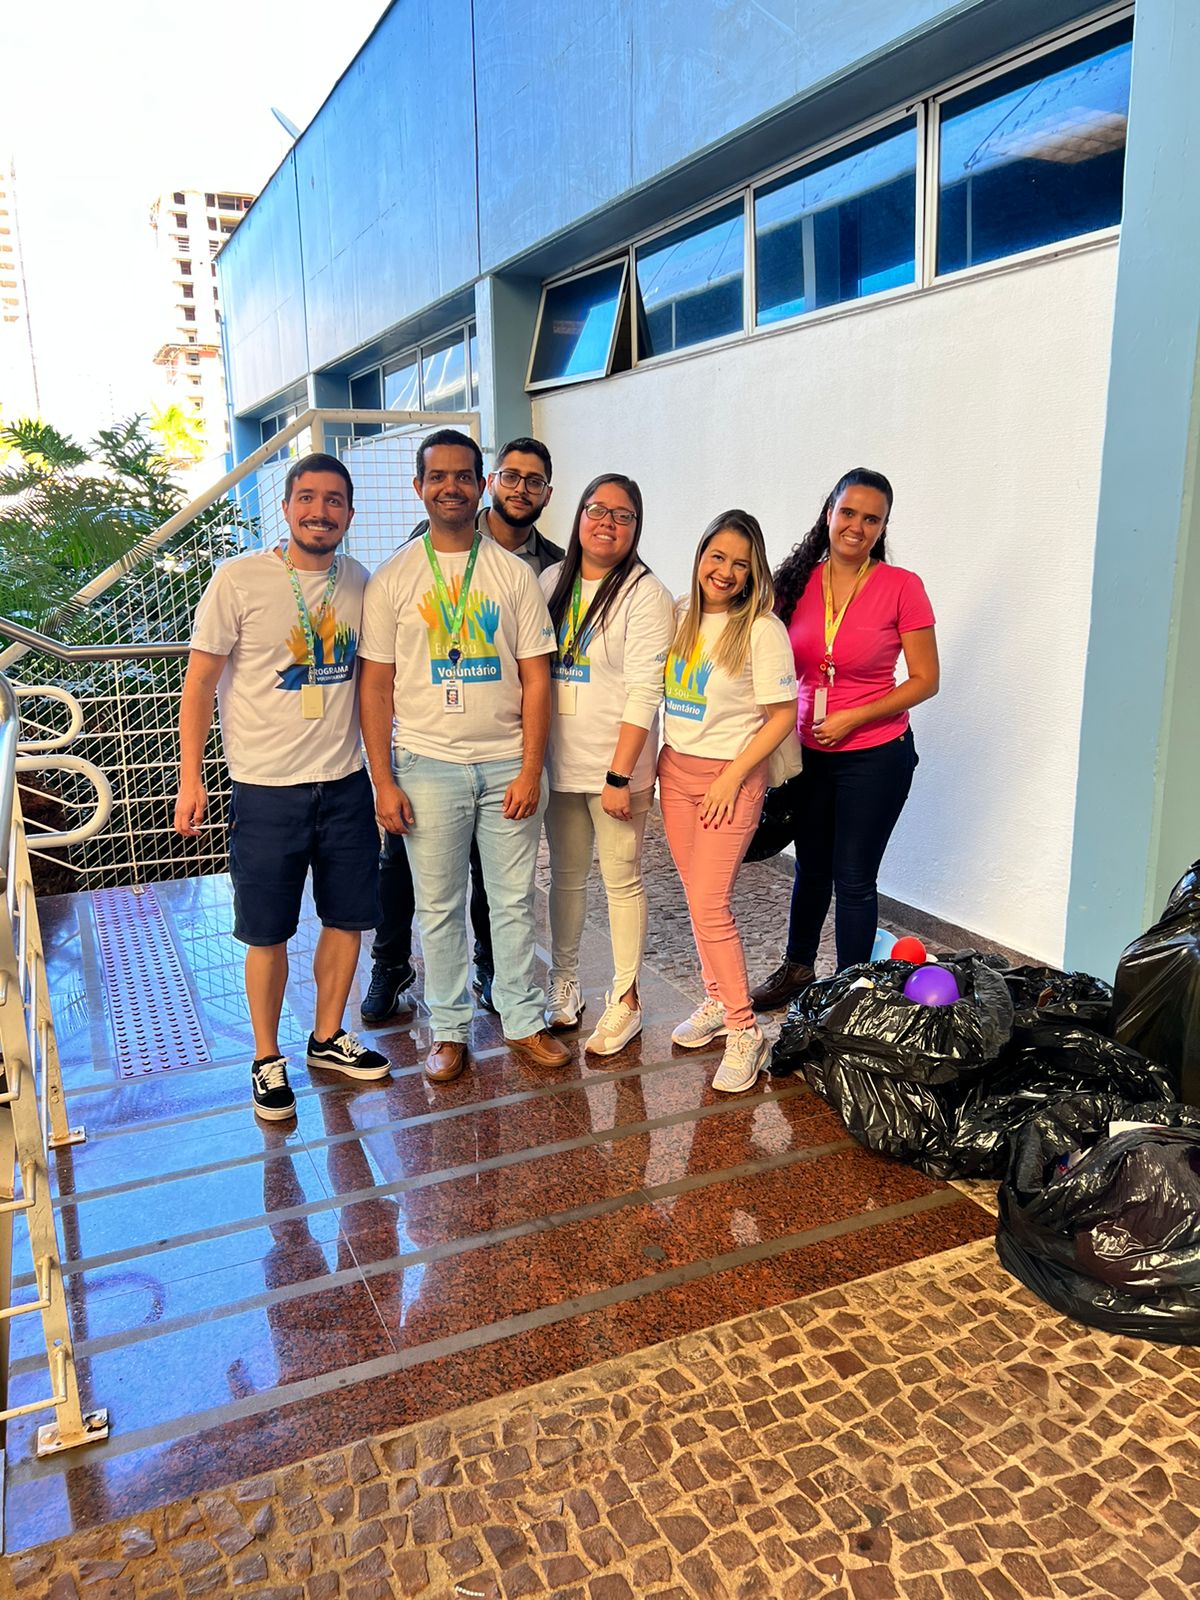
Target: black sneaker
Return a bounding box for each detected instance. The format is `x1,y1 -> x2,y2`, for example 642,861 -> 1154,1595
306,1028 -> 391,1080
251,1056 -> 296,1121
473,964 -> 497,1015
360,961 -> 416,1025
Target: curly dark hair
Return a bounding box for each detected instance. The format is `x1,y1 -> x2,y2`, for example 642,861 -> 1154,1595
773,468 -> 894,626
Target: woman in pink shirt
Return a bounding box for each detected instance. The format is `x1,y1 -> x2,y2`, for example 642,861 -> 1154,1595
750,468 -> 940,1007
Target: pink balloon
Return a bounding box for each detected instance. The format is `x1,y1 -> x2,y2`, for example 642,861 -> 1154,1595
903,965 -> 961,1007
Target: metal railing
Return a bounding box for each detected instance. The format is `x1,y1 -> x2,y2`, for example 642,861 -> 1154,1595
0,407 -> 478,889
0,674 -> 111,1456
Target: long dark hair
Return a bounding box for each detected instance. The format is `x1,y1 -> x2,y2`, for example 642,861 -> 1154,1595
546,474 -> 648,652
774,467 -> 894,626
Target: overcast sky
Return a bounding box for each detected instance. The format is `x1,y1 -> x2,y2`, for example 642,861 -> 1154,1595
1,0 -> 386,438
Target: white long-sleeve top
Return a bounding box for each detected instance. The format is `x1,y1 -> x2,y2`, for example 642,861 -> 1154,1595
539,562 -> 677,793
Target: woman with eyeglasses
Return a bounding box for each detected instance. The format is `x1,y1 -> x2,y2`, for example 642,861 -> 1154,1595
540,475 -> 676,1055
659,511 -> 798,1094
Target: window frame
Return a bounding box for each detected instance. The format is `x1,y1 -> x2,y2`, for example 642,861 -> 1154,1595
747,105 -> 925,340
346,319 -> 478,419
631,191 -> 750,370
526,258 -> 631,393
928,3 -> 1132,286
522,3 -> 1132,394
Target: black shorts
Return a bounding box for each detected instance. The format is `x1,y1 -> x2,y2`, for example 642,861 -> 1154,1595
228,768 -> 381,946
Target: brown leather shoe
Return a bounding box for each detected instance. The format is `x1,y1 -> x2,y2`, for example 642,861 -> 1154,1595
505,1030 -> 571,1068
750,959 -> 815,1010
425,1040 -> 467,1083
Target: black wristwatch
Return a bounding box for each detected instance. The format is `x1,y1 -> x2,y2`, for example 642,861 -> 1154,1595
605,770 -> 631,789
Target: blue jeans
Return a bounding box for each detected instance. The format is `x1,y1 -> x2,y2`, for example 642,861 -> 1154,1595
394,749 -> 547,1042
786,729 -> 919,971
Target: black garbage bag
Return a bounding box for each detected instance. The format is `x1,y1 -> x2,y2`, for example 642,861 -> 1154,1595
950,1022 -> 1176,1179
1001,965 -> 1113,1029
996,1095 -> 1200,1341
743,776 -> 802,863
771,957 -> 1014,1178
774,956 -> 1013,1083
1112,860 -> 1200,1104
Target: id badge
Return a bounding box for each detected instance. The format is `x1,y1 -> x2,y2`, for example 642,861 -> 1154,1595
813,687 -> 828,725
442,679 -> 466,714
300,683 -> 325,720
555,680 -> 578,716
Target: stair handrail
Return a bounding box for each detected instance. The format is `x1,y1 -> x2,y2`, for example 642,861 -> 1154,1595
0,404 -> 480,674
0,670 -> 110,1457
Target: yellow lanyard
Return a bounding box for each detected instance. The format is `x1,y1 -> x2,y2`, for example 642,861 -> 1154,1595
820,558 -> 871,683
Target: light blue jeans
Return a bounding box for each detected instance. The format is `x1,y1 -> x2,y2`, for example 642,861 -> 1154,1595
394,749 -> 547,1043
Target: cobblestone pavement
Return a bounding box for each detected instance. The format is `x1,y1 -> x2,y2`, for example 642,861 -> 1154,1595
11,1234 -> 1200,1600
12,816 -> 1167,1597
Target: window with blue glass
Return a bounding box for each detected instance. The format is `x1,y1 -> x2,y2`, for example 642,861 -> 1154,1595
636,199 -> 745,359
383,355 -> 419,411
754,118 -> 917,326
421,331 -> 468,412
529,262 -> 628,388
937,16 -> 1133,276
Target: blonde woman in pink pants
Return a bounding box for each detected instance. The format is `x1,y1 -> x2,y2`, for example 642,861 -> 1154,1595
658,510 -> 799,1094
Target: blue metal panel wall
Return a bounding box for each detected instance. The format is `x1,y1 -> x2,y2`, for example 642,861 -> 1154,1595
296,0 -> 480,373
474,0 -> 958,265
218,153 -> 309,416
220,0 -> 1107,417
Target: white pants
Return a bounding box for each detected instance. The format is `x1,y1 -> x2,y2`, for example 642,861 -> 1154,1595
545,787 -> 653,1000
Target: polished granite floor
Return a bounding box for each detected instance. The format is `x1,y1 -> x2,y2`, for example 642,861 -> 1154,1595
3,861 -> 994,1555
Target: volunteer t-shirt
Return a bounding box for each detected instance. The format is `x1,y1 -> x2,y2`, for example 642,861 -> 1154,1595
788,562 -> 935,751
190,547 -> 368,786
360,535 -> 555,762
539,563 -> 676,793
663,608 -> 797,759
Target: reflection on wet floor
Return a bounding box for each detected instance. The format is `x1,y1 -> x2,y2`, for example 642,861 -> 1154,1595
4,875 -> 992,1552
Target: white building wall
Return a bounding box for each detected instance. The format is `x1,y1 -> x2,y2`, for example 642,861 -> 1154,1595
533,244 -> 1119,962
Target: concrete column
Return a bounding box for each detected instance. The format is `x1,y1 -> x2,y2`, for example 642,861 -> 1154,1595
473,274 -> 541,463
1064,0 -> 1200,974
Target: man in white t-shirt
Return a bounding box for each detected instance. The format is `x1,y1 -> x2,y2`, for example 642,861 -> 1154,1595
174,453 -> 390,1122
359,428 -> 569,1084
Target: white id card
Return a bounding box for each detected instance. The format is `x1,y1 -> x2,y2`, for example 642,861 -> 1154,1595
300,683 -> 325,720
442,679 -> 465,714
555,680 -> 578,716
813,687 -> 828,724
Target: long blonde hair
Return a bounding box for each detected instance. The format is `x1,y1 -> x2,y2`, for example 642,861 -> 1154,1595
671,510 -> 776,676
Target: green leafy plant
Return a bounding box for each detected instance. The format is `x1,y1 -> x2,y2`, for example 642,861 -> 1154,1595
0,414 -> 196,629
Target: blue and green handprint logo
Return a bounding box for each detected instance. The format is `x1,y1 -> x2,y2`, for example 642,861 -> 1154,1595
664,641 -> 713,722
418,578 -> 503,683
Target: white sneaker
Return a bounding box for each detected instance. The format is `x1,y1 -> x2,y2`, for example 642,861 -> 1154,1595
671,998 -> 728,1049
712,1027 -> 769,1093
585,992 -> 642,1056
545,975 -> 584,1031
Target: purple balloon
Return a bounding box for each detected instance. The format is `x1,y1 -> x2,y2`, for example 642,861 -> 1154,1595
903,965 -> 961,1007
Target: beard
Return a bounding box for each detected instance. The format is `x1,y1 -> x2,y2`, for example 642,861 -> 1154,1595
492,496 -> 541,530
291,523 -> 344,556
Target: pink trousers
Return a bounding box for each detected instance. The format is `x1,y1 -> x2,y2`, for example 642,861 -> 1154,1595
657,747 -> 767,1032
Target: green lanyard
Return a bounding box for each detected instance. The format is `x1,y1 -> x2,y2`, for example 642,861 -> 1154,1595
561,575 -> 587,669
423,532 -> 481,665
281,549 -> 339,683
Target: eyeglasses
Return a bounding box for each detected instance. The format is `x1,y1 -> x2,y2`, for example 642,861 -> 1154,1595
496,468 -> 548,495
584,502 -> 637,528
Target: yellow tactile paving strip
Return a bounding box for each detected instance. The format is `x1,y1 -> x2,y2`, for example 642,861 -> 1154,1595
8,1233 -> 1200,1600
